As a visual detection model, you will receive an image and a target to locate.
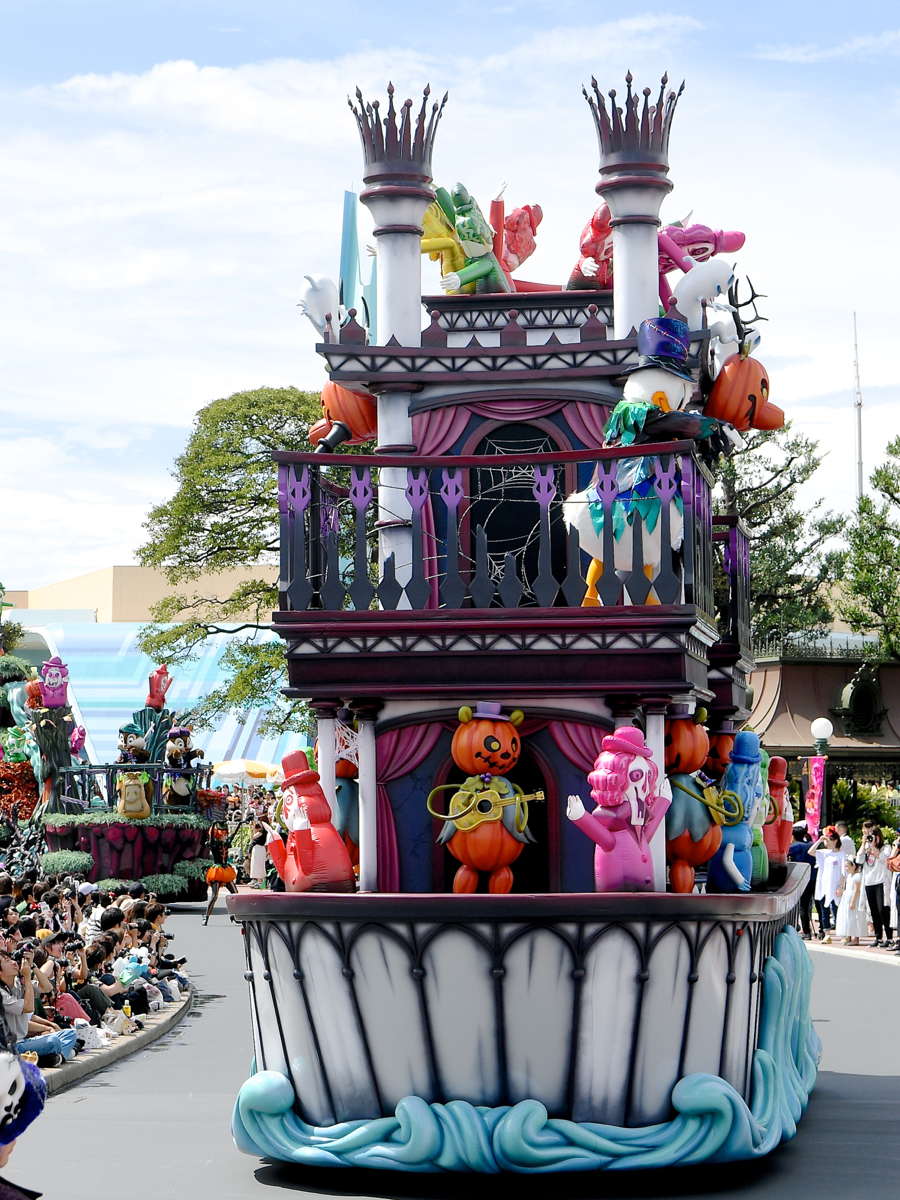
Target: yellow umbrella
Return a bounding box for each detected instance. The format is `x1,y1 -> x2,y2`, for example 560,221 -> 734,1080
212,759 -> 284,787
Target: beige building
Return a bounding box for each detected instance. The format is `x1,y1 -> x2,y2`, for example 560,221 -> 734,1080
8,565 -> 278,624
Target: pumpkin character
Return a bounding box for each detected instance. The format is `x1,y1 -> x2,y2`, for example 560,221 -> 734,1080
440,702 -> 534,894
705,729 -> 735,779
664,709 -> 710,774
308,379 -> 377,452
705,351 -> 784,432
450,703 -> 524,776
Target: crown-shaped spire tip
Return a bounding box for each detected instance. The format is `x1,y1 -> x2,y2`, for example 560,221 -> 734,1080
349,82 -> 447,174
582,70 -> 683,169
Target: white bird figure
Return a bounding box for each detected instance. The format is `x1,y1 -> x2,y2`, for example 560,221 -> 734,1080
296,274 -> 340,338
621,366 -> 691,414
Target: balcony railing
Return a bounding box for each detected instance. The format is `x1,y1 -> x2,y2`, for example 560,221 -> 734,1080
57,763 -> 215,811
713,516 -> 752,662
275,443 -> 716,624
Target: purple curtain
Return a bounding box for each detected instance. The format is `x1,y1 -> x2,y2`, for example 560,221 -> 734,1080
375,723 -> 445,891
567,401 -> 611,449
413,407 -> 471,455
548,720 -> 609,774
467,398 -> 563,420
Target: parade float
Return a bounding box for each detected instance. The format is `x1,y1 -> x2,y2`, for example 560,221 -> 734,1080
0,651 -> 220,895
228,71 -> 818,1175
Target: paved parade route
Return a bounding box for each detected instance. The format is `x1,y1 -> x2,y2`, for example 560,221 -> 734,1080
10,902 -> 900,1200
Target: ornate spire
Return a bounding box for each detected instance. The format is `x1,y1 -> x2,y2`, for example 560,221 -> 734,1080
582,71 -> 684,170
348,83 -> 447,175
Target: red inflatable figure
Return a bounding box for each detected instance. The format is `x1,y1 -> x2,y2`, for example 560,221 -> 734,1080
146,665 -> 173,711
762,756 -> 792,880
567,203 -> 614,290
264,753 -> 355,893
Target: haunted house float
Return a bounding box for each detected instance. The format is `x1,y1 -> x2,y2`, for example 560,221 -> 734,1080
229,73 -> 819,1174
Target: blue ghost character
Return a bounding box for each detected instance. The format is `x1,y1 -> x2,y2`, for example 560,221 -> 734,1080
705,731 -> 762,894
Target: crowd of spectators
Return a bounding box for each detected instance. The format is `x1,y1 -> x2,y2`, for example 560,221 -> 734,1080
791,819 -> 900,950
0,870 -> 189,1069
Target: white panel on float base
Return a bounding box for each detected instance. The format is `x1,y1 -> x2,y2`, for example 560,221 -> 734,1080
628,928 -> 692,1126
349,931 -> 435,1107
421,928 -> 501,1105
503,930 -> 575,1110
572,928 -> 641,1125
680,928 -> 729,1079
297,927 -> 380,1122
266,930 -> 336,1127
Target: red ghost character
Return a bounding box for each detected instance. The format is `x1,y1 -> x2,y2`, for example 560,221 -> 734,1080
265,754 -> 356,892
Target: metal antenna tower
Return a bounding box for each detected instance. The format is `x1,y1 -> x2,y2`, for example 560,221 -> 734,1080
853,312 -> 863,502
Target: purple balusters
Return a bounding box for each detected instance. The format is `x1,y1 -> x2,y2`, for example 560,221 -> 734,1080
439,468 -> 466,608
405,467 -> 432,609
532,465 -> 559,607
347,466 -> 375,611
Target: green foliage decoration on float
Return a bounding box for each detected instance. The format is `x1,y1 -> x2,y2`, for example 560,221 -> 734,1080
40,811 -> 211,829
139,873 -> 188,897
39,850 -> 95,875
173,858 -> 215,881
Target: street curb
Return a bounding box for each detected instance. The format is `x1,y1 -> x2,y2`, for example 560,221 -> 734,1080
806,942 -> 900,966
42,986 -> 194,1095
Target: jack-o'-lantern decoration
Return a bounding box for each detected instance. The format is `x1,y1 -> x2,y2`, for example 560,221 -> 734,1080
451,702 -> 524,777
308,380 -> 377,449
664,707 -> 709,774
705,351 -> 784,432
705,729 -> 735,779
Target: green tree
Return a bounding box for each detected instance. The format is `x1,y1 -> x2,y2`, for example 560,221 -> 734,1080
839,436 -> 900,660
136,386 -> 323,737
714,422 -> 844,643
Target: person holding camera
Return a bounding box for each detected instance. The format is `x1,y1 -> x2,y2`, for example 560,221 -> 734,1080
0,948 -> 76,1067
856,823 -> 893,947
809,826 -> 846,943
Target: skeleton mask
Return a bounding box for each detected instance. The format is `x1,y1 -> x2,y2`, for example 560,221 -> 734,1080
0,1055 -> 25,1134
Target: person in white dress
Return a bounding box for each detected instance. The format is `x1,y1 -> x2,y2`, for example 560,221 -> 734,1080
811,827 -> 845,944
836,858 -> 866,945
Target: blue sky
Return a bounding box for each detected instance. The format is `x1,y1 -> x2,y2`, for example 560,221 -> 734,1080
3,2 -> 900,586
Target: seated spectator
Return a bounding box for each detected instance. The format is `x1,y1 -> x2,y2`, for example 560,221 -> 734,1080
0,948 -> 76,1067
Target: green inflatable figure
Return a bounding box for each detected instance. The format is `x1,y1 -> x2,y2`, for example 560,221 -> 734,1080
437,184 -> 511,295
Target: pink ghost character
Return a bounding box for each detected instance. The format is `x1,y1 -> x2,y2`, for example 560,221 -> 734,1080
566,727 -> 669,892
38,657 -> 69,708
657,223 -> 746,312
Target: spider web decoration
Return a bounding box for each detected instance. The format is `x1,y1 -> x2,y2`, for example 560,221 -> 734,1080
334,719 -> 359,767
467,426 -> 567,603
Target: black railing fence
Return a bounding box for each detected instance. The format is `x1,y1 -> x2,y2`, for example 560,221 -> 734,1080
275,443 -> 718,623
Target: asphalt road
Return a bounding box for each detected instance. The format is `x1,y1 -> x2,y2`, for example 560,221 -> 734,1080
9,905 -> 900,1200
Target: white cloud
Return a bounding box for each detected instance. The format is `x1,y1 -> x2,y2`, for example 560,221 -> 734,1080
753,30 -> 900,62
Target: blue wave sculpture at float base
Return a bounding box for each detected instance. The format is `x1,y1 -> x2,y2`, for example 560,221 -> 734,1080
232,924 -> 820,1173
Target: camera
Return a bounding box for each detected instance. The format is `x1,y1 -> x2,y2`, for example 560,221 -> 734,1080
65,938 -> 84,952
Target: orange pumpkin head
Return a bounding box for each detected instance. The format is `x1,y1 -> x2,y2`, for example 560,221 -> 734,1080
705,352 -> 784,433
705,731 -> 735,779
664,717 -> 710,774
309,380 -> 377,447
451,702 -> 524,777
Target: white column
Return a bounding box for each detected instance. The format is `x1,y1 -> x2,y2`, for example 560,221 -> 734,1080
643,705 -> 669,891
316,714 -> 337,823
359,192 -> 432,597
599,181 -> 672,340
356,716 -> 378,892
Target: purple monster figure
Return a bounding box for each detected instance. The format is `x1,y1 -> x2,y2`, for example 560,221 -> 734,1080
38,656 -> 70,708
